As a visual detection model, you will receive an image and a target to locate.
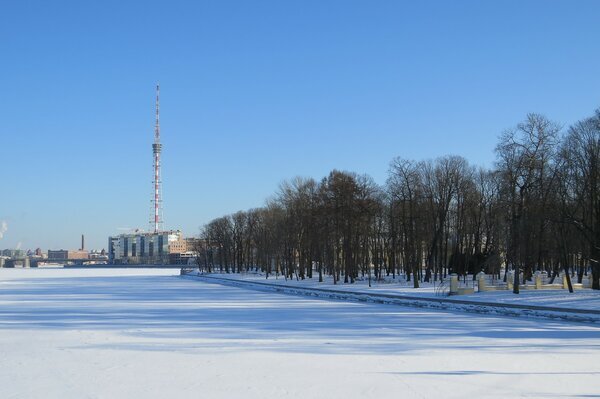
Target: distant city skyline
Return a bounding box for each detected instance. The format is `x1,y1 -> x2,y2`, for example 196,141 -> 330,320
1,0 -> 600,250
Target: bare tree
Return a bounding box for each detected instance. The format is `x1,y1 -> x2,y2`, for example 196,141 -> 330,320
495,114 -> 561,293
560,110 -> 600,289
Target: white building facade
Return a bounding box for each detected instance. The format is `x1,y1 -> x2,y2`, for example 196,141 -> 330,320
108,230 -> 184,265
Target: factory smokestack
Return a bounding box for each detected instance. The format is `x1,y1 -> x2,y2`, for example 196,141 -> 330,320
81,234 -> 85,251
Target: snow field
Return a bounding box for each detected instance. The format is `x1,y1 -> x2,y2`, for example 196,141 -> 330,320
0,268 -> 599,398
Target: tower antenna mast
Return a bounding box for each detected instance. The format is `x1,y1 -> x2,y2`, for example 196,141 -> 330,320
151,84 -> 163,233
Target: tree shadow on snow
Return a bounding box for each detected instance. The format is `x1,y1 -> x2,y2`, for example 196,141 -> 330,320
1,274 -> 599,355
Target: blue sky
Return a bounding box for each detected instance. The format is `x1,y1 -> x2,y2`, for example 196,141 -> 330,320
1,0 -> 599,251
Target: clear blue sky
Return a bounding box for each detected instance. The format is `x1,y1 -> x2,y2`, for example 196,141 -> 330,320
1,0 -> 599,251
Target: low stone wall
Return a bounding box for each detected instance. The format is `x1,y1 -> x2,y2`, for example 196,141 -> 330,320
448,271 -> 594,295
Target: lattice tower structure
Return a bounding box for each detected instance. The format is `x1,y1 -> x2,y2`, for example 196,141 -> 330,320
151,84 -> 164,233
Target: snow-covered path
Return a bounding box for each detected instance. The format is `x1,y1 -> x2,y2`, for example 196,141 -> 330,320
1,269 -> 599,398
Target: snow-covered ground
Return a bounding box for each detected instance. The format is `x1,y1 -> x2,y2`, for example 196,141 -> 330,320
1,268 -> 599,398
196,271 -> 600,312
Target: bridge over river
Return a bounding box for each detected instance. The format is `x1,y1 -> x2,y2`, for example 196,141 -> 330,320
1,258 -> 108,268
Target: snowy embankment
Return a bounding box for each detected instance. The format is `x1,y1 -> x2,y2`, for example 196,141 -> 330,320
183,271 -> 600,323
1,268 -> 600,398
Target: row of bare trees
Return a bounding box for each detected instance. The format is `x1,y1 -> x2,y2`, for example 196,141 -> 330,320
196,111 -> 600,292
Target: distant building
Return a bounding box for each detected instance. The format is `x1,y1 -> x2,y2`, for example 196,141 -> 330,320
89,250 -> 109,261
1,249 -> 25,258
168,236 -> 188,254
169,251 -> 198,265
108,230 -> 187,265
47,250 -> 89,260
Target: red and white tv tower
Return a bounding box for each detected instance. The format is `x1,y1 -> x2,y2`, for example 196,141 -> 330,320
151,84 -> 163,233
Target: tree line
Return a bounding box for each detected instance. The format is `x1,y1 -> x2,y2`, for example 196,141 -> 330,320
195,110 -> 600,293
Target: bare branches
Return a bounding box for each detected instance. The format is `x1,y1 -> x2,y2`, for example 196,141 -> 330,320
195,109 -> 600,291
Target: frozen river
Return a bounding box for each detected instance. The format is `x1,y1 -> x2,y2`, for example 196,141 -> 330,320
1,268 -> 599,398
